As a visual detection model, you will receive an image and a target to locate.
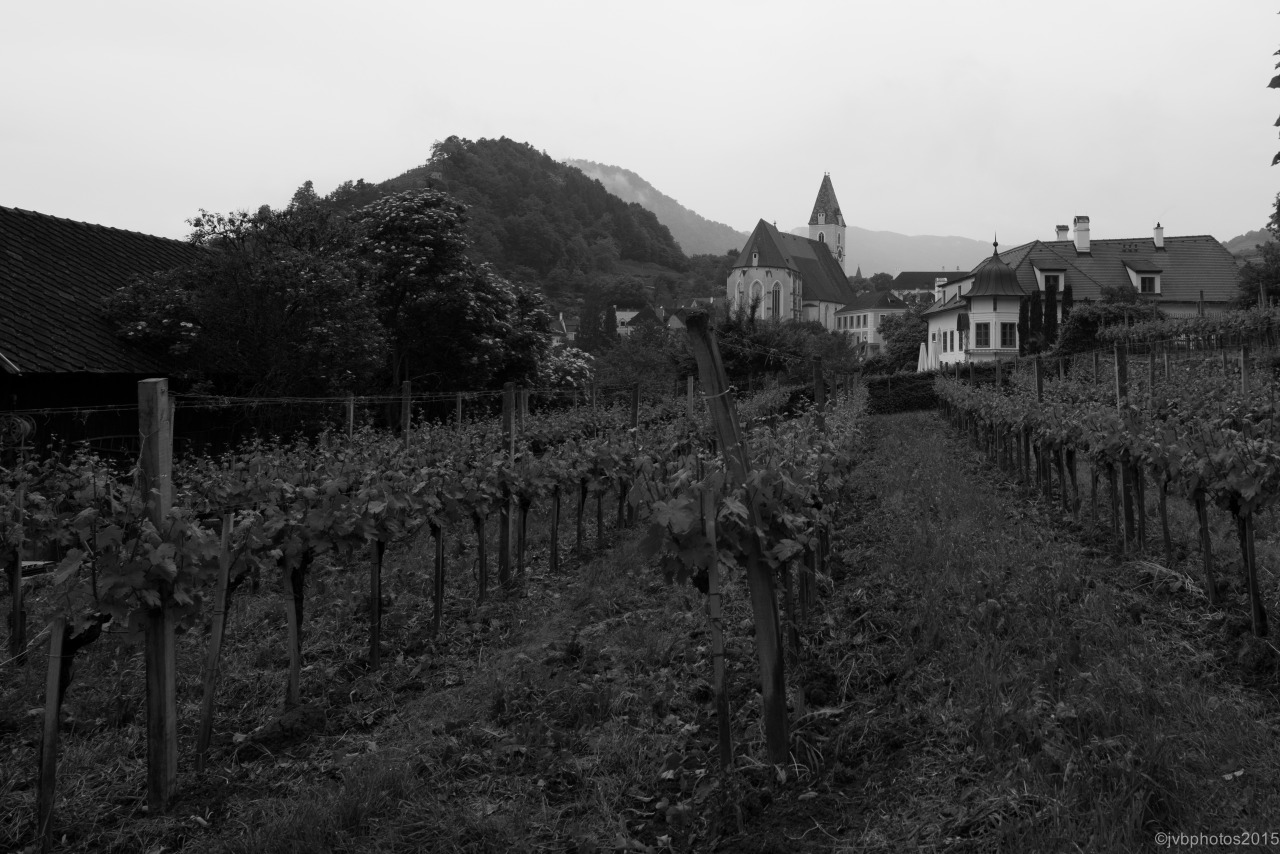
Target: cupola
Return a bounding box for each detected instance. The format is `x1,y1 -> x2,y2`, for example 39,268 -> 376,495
966,241 -> 1024,299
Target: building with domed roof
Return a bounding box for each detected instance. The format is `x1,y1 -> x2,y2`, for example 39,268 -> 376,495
921,241 -> 1025,369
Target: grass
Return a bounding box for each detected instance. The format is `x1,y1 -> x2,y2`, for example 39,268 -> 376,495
4,408 -> 1280,852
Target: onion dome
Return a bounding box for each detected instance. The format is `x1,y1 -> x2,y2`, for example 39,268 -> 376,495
967,240 -> 1024,299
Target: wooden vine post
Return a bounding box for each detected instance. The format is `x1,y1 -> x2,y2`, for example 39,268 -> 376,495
400,380 -> 411,445
430,524 -> 445,636
346,394 -> 354,440
1241,346 -> 1249,396
686,376 -> 696,421
197,514 -> 234,770
455,392 -> 464,430
139,378 -> 177,813
685,313 -> 789,765
7,481 -> 25,665
499,382 -> 515,587
1113,346 -> 1136,550
36,616 -> 66,851
700,487 -> 733,770
812,357 -> 826,432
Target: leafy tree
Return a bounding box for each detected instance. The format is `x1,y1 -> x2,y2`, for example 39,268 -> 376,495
351,189 -> 551,390
107,202 -> 384,396
536,345 -> 594,390
869,272 -> 895,292
1239,241 -> 1280,307
863,308 -> 926,374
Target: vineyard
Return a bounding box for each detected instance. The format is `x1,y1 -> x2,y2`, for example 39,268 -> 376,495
1,318 -> 869,852
936,307 -> 1280,640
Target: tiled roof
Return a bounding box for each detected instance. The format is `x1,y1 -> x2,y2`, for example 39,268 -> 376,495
731,220 -> 856,306
808,174 -> 845,226
837,291 -> 908,313
891,271 -> 967,290
922,291 -> 965,317
989,235 -> 1237,304
0,206 -> 203,374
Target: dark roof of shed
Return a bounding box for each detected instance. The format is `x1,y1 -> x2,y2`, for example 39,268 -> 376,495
732,220 -> 855,305
0,206 -> 203,374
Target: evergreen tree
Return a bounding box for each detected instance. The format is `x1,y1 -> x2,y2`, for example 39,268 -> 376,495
1028,288 -> 1044,353
1043,278 -> 1059,345
1061,283 -> 1074,323
1017,298 -> 1030,356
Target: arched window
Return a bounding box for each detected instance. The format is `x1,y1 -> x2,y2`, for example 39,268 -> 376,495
818,233 -> 826,244
751,280 -> 763,316
771,283 -> 781,318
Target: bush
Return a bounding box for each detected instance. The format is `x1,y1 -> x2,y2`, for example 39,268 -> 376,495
863,372 -> 939,414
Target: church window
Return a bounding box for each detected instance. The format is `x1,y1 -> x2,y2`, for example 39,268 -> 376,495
771,283 -> 781,318
751,251 -> 758,266
818,233 -> 826,244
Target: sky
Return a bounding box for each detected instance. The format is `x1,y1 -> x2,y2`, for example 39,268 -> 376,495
2,0 -> 1277,250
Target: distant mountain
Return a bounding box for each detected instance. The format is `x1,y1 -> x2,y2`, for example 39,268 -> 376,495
1224,229 -> 1273,262
790,226 -> 991,278
565,159 -> 748,257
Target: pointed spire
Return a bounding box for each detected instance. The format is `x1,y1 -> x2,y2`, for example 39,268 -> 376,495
992,233 -> 999,255
809,174 -> 845,226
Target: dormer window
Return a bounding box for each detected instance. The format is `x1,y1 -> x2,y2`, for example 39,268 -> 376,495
1140,275 -> 1158,294
817,212 -> 825,224
1123,259 -> 1162,295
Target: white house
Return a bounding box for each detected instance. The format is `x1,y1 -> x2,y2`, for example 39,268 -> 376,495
922,243 -> 1025,369
835,291 -> 909,352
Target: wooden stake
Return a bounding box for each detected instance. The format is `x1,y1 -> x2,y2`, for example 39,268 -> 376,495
346,394 -> 354,440
549,487 -> 560,574
36,617 -> 66,852
684,312 -> 789,765
401,380 -> 411,444
6,483 -> 24,666
686,376 -> 695,421
700,488 -> 732,770
197,514 -> 234,770
139,378 -> 176,814
1240,513 -> 1268,636
474,514 -> 488,603
455,392 -> 463,430
369,540 -> 384,669
431,524 -> 445,636
1196,492 -> 1217,605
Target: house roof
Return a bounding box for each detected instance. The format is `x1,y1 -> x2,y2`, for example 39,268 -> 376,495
808,174 -> 845,226
967,247 -> 1025,298
988,234 -> 1237,304
0,206 -> 204,374
890,271 -> 967,290
837,291 -> 909,313
731,220 -> 855,306
922,291 -> 966,317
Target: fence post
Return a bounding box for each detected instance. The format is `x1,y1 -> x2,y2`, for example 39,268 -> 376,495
1241,346 -> 1249,396
6,481 -> 24,666
400,380 -> 411,444
1034,357 -> 1043,402
684,313 -> 789,765
499,382 -> 515,586
455,392 -> 463,430
346,394 -> 354,440
686,376 -> 695,421
139,378 -> 176,814
812,357 -> 826,431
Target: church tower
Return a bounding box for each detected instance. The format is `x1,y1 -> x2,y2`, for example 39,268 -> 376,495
808,173 -> 847,273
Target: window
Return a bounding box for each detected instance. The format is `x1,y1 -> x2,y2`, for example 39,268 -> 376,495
1044,273 -> 1060,292
1000,322 -> 1017,349
975,323 -> 991,348
942,332 -> 948,353
818,232 -> 826,243
1140,276 -> 1156,294
751,251 -> 758,266
771,283 -> 781,318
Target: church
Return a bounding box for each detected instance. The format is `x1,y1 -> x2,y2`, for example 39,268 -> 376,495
725,175 -> 858,332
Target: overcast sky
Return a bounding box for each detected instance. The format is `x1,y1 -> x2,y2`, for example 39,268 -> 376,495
3,1 -> 1276,250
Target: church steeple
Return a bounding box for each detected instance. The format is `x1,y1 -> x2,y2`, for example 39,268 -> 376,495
808,173 -> 847,273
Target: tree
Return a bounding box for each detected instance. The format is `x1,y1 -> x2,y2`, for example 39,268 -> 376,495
1043,277 -> 1059,345
107,202 -> 384,396
1061,283 -> 1074,323
869,272 -> 895,292
864,308 -> 926,373
352,189 -> 551,390
1017,298 -> 1030,356
1240,241 -> 1280,307
1028,288 -> 1044,352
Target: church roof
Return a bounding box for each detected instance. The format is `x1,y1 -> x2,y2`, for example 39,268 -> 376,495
808,174 -> 845,226
732,220 -> 855,306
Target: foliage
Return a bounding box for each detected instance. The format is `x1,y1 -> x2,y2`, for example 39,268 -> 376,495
535,345 -> 594,390
862,371 -> 938,413
1053,302 -> 1166,355
350,189 -> 553,390
869,272 -> 895,292
1239,228 -> 1280,308
862,308 -> 926,374
714,309 -> 860,383
106,203 -> 385,396
1043,278 -> 1059,345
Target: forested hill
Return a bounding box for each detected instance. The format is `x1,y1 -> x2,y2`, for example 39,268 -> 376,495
325,137 -> 688,279
566,159 -> 748,256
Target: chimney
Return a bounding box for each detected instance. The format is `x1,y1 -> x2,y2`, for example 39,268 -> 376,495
1153,222 -> 1164,250
1055,224 -> 1069,241
1073,215 -> 1090,254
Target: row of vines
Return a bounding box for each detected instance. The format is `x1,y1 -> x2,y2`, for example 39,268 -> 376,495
3,329 -> 867,849
936,308 -> 1280,643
